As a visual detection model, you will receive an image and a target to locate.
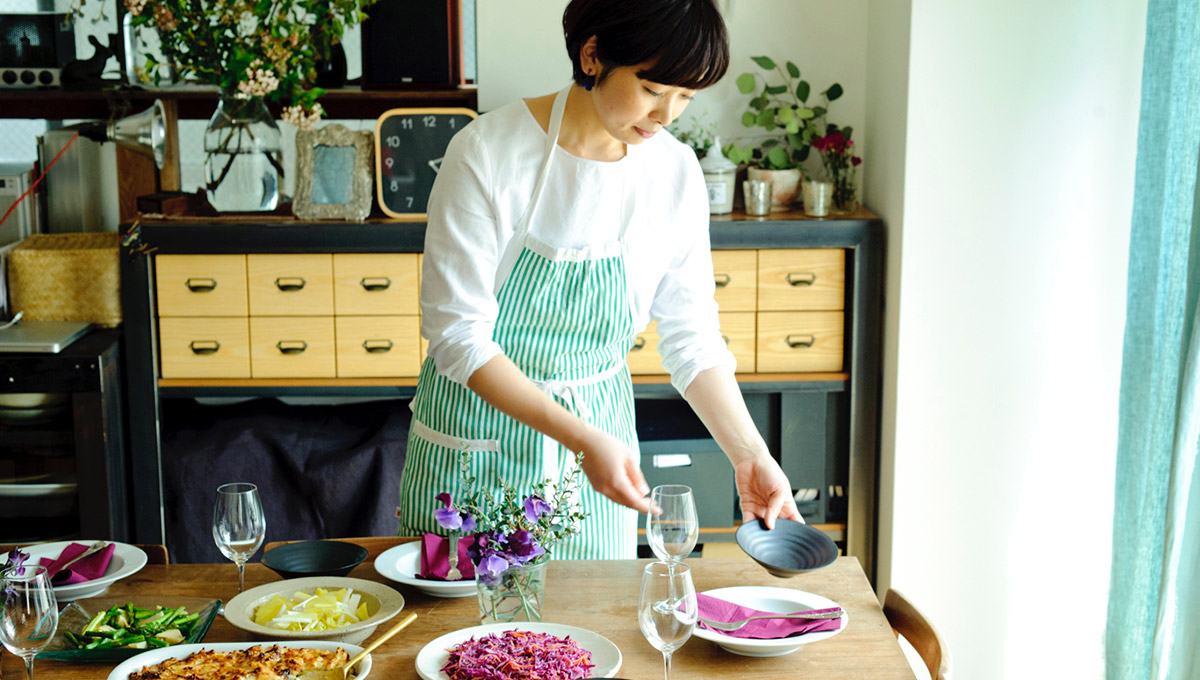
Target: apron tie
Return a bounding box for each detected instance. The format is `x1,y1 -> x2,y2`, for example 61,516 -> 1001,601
532,361 -> 625,497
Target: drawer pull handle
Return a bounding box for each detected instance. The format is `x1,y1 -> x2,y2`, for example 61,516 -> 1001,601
363,339 -> 394,353
787,272 -> 817,286
714,273 -> 731,288
631,336 -> 646,351
276,340 -> 308,354
787,334 -> 816,348
185,278 -> 217,292
360,276 -> 392,291
275,277 -> 307,291
189,340 -> 221,354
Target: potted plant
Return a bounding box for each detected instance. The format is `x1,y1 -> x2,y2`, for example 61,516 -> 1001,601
725,56 -> 844,211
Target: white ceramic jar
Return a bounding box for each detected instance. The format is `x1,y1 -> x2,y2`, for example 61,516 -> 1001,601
698,136 -> 736,215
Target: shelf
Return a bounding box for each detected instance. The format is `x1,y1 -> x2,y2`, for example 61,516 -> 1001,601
0,84 -> 478,120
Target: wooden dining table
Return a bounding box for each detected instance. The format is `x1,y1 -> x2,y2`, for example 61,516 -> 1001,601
6,556 -> 914,679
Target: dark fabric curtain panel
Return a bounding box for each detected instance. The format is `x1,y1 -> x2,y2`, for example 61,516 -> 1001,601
160,398 -> 409,564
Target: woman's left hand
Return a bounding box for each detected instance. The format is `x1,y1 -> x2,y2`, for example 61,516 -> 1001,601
734,455 -> 802,529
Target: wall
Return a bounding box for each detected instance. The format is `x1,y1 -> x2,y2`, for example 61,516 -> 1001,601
875,0 -> 1146,677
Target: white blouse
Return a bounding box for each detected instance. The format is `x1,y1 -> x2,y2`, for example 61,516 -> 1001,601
421,99 -> 735,396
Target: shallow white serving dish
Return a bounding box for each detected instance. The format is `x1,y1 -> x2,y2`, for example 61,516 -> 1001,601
414,622 -> 622,680
374,541 -> 477,598
105,640 -> 371,680
224,576 -> 405,645
691,586 -> 848,657
23,541 -> 148,600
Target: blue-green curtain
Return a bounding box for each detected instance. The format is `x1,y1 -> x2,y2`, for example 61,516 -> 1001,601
1106,0 -> 1200,678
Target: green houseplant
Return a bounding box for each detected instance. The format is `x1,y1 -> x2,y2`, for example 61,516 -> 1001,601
725,56 -> 844,211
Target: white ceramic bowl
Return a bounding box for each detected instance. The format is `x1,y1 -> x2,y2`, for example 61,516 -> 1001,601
691,586 -> 848,657
224,576 -> 405,645
106,640 -> 372,680
373,541 -> 477,598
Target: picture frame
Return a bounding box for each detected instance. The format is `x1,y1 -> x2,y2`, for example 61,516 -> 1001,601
293,124 -> 375,221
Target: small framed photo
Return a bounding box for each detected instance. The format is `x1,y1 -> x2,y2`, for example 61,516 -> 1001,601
293,124 -> 375,221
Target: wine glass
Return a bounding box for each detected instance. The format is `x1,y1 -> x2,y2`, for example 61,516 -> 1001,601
0,565 -> 58,680
638,560 -> 697,680
646,484 -> 698,569
212,482 -> 266,593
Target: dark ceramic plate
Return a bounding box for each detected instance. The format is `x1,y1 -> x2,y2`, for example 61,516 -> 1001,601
261,540 -> 368,579
735,518 -> 839,577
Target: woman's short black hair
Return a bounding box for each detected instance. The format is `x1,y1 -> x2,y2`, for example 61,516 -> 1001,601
563,0 -> 729,90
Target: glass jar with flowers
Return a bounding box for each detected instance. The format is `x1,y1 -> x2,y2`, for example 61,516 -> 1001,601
431,452 -> 589,623
125,0 -> 376,211
811,124 -> 863,214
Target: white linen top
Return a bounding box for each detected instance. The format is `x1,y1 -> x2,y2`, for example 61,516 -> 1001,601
421,98 -> 735,396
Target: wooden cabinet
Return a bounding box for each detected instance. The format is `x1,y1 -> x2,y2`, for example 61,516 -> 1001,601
121,211 -> 884,580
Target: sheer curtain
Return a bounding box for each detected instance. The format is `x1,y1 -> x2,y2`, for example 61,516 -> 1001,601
1106,0 -> 1200,678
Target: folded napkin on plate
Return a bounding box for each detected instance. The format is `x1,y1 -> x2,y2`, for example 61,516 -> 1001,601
417,533 -> 476,580
39,543 -> 116,586
696,592 -> 842,639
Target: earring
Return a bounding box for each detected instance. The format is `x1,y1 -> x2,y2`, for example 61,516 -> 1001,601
582,73 -> 595,91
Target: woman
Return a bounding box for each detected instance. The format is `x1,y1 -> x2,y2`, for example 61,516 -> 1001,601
397,0 -> 802,558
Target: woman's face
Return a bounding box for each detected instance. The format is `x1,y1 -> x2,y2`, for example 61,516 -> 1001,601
589,63 -> 697,146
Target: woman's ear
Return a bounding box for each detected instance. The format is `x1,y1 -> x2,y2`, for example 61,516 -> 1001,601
579,35 -> 599,77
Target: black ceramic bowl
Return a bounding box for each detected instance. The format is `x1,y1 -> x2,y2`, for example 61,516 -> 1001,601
260,540 -> 369,579
735,518 -> 839,577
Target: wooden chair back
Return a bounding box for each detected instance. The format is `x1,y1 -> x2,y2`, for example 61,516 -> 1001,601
883,588 -> 952,680
262,536 -> 420,562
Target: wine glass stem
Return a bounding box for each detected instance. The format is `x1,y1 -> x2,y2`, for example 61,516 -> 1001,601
662,650 -> 674,680
236,560 -> 246,593
24,655 -> 34,680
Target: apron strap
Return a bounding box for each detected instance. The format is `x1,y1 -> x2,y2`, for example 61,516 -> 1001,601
494,85 -> 572,294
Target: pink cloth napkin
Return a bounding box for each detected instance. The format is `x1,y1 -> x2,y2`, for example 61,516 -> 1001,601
696,592 -> 843,639
39,543 -> 116,586
417,533 -> 476,580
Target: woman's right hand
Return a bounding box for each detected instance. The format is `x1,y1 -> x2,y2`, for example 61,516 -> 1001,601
574,426 -> 652,514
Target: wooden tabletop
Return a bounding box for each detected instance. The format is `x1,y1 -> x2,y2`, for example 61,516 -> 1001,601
7,557 -> 913,679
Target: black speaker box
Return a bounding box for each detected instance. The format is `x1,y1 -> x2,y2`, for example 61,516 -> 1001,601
361,0 -> 460,89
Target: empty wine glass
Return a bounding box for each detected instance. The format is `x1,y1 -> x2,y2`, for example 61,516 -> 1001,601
0,565 -> 58,680
646,484 -> 698,569
638,560 -> 697,680
212,482 -> 266,593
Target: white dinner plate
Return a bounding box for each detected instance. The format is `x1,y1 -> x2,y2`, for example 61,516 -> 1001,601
415,622 -> 622,680
374,541 -> 477,598
106,640 -> 371,680
23,541 -> 148,600
0,481 -> 75,497
691,586 -> 848,657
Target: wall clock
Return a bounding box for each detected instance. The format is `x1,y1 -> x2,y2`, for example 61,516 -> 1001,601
374,107 -> 478,220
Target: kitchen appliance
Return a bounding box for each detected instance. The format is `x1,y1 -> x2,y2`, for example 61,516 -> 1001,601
0,12 -> 75,88
0,163 -> 40,246
361,0 -> 463,89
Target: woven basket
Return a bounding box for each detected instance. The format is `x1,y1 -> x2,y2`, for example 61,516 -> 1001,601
8,233 -> 122,327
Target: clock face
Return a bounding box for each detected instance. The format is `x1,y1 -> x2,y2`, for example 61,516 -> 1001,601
374,107 -> 478,218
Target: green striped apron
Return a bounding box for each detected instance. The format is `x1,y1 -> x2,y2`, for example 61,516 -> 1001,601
397,87 -> 640,559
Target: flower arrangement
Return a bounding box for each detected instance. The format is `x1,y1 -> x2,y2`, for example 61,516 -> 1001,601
124,0 -> 376,128
434,452 -> 589,622
1,547 -> 31,602
811,124 -> 862,212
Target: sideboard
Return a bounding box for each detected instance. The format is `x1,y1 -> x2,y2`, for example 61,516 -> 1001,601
120,208 -> 884,579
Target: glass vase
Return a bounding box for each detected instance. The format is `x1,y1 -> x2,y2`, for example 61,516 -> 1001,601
476,559 -> 546,624
204,91 -> 284,212
830,163 -> 860,214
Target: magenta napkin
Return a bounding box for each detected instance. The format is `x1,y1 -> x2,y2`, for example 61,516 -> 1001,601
39,543 -> 116,586
417,533 -> 476,580
696,592 -> 842,639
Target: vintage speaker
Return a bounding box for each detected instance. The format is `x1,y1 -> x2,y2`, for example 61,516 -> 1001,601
0,13 -> 75,88
361,0 -> 460,89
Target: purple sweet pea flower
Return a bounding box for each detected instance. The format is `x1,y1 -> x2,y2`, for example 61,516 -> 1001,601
460,514 -> 476,533
434,506 -> 464,530
435,492 -> 453,507
477,554 -> 511,578
508,529 -> 541,560
523,495 -> 552,522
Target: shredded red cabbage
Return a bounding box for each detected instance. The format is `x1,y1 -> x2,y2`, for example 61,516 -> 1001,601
440,630 -> 595,680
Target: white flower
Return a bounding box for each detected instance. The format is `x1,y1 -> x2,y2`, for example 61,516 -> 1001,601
124,0 -> 148,16
281,103 -> 325,131
236,60 -> 280,98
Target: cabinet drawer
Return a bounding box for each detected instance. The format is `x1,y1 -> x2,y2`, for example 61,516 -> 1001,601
155,255 -> 248,317
719,311 -> 756,373
757,249 -> 846,311
627,321 -> 666,375
248,254 -> 334,316
756,311 -> 844,372
333,253 -> 420,315
335,316 -> 421,377
250,317 -> 336,378
711,250 -> 757,312
158,317 -> 251,378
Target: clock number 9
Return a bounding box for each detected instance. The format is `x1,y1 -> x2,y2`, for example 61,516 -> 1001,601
384,157 -> 394,169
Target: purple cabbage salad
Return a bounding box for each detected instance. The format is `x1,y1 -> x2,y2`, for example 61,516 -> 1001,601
440,630 -> 595,680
